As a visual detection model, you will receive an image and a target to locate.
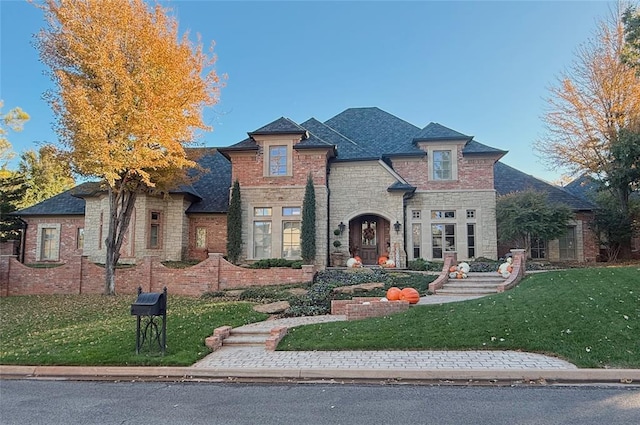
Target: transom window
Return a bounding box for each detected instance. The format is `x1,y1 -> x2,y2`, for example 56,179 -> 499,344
254,207 -> 272,217
433,150 -> 452,180
269,145 -> 287,176
466,209 -> 476,219
283,207 -> 301,216
412,210 -> 421,219
431,210 -> 455,219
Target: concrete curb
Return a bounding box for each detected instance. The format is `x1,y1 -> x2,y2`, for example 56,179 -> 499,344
2,365 -> 639,386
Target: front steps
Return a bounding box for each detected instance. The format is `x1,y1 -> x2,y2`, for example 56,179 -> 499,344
222,328 -> 270,347
436,272 -> 504,296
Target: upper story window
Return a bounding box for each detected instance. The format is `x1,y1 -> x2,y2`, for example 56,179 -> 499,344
433,150 -> 452,180
268,145 -> 287,176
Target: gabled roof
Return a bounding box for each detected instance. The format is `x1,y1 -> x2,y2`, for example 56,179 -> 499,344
12,181 -> 100,216
463,139 -> 508,156
413,122 -> 470,141
248,117 -> 308,137
494,161 -> 595,211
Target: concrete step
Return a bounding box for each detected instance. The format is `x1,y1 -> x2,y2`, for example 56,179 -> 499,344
222,328 -> 271,347
436,287 -> 498,296
443,282 -> 501,289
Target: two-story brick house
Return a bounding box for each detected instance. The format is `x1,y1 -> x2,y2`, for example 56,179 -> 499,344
12,107 -> 597,267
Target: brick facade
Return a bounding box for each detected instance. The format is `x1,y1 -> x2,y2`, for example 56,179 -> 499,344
21,216 -> 85,264
187,214 -> 227,261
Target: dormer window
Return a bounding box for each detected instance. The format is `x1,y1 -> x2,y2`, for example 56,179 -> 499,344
432,150 -> 452,180
269,145 -> 287,176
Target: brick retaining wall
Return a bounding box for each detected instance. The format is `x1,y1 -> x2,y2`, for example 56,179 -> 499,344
0,253 -> 314,297
331,297 -> 410,320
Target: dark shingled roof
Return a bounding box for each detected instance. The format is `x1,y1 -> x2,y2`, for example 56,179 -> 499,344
413,122 -> 470,141
249,117 -> 307,136
300,118 -> 368,159
12,181 -> 100,216
494,161 -> 595,211
463,139 -> 508,156
185,148 -> 231,214
324,107 -> 423,158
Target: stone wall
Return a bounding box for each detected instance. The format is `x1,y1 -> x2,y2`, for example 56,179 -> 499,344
0,253 -> 314,297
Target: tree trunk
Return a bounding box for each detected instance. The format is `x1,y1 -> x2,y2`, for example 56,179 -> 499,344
103,182 -> 139,295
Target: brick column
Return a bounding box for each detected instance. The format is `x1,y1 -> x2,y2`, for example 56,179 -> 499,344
0,255 -> 14,297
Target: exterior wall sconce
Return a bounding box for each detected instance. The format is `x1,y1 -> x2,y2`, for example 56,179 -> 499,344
393,221 -> 401,234
338,222 -> 346,234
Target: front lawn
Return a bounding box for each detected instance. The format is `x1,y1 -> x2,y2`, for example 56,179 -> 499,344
279,266 -> 640,368
0,295 -> 267,366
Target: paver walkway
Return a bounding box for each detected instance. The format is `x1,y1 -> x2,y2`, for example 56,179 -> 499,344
193,295 -> 577,371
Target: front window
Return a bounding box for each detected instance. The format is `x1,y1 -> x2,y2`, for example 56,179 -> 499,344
432,210 -> 455,219
412,223 -> 422,259
530,236 -> 546,259
196,227 -> 207,249
253,221 -> 272,258
269,145 -> 287,176
282,222 -> 301,258
40,227 -> 59,260
558,227 -> 576,260
148,211 -> 162,249
77,228 -> 85,250
433,150 -> 452,180
432,224 -> 455,259
467,224 -> 475,258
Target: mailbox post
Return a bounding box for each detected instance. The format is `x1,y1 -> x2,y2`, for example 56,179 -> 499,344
130,286 -> 167,355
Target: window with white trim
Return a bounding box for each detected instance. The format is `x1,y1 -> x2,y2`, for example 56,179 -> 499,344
268,146 -> 287,176
36,224 -> 60,261
433,150 -> 452,180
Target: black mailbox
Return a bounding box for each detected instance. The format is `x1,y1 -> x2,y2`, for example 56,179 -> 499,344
131,287 -> 167,355
131,291 -> 165,316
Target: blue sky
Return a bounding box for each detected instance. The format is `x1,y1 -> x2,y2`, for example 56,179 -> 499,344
1,0 -> 615,183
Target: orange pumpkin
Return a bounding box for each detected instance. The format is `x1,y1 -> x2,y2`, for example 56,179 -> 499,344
386,287 -> 402,301
507,266 -> 513,273
449,266 -> 457,273
378,256 -> 388,265
354,256 -> 362,263
399,287 -> 420,304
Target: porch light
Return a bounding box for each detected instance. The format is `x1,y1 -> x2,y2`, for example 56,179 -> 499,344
338,222 -> 346,234
393,221 -> 401,233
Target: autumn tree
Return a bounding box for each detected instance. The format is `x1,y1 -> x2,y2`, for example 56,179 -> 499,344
536,5 -> 640,257
15,145 -> 75,209
0,101 -> 30,174
496,191 -> 574,255
35,0 -> 222,295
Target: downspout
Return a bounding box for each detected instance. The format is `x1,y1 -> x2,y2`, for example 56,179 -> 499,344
326,162 -> 331,268
18,217 -> 27,263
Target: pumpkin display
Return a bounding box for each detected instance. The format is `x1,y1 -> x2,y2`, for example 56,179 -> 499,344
354,256 -> 362,263
399,287 -> 420,304
378,256 -> 388,265
386,287 -> 402,301
449,266 -> 457,273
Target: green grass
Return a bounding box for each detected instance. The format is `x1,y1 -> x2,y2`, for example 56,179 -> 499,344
279,266 -> 640,368
0,295 -> 268,366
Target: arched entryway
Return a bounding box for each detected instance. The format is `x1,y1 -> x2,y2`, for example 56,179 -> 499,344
348,215 -> 390,265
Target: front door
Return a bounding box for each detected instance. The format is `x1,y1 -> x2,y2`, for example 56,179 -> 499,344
349,216 -> 390,265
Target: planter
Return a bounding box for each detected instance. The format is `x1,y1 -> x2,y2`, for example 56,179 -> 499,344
330,252 -> 346,267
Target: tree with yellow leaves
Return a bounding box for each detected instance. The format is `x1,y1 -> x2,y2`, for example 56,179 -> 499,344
35,0 -> 222,294
536,5 -> 640,258
0,101 -> 30,175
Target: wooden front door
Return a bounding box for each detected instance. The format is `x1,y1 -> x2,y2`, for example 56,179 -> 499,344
349,216 -> 390,265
